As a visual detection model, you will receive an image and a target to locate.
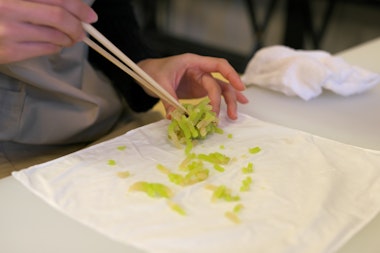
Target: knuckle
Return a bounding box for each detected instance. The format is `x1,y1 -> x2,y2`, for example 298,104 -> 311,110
0,23 -> 17,43
47,7 -> 83,42
70,26 -> 84,42
217,57 -> 229,65
46,29 -> 72,47
0,47 -> 15,64
181,53 -> 196,60
0,25 -> 9,39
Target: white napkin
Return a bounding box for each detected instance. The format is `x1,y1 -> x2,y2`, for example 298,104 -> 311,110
241,45 -> 380,100
12,114 -> 380,253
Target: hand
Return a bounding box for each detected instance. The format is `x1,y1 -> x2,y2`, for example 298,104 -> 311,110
0,0 -> 97,63
137,53 -> 249,120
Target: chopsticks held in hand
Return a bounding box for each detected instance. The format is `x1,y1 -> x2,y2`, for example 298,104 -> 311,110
82,23 -> 187,114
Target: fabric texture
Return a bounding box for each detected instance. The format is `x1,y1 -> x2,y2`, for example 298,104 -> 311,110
0,0 -> 161,173
0,0 -> 158,145
0,110 -> 163,177
241,45 -> 380,100
12,113 -> 380,253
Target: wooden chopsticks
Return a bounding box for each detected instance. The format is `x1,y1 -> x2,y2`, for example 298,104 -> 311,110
82,23 -> 187,114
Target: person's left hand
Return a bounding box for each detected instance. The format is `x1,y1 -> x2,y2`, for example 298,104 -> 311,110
137,53 -> 249,120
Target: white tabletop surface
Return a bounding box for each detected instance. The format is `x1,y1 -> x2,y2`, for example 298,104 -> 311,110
1,38 -> 380,253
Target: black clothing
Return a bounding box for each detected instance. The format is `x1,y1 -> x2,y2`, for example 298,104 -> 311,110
89,0 -> 159,112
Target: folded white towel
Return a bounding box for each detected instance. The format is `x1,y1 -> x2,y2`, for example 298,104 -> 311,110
241,45 -> 380,100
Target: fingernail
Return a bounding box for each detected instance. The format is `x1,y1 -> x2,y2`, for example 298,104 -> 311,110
87,9 -> 98,23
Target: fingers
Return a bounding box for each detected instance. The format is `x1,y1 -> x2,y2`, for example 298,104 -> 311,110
26,0 -> 98,23
184,54 -> 249,119
160,90 -> 179,120
194,70 -> 250,120
0,0 -> 97,62
9,21 -> 72,46
138,55 -> 249,120
218,81 -> 249,120
163,102 -> 175,120
0,41 -> 61,63
18,0 -> 97,43
199,56 -> 249,119
2,0 -> 97,43
162,76 -> 248,121
199,73 -> 222,115
183,53 -> 246,92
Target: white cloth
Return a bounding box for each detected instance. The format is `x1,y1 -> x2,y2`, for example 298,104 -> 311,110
12,114 -> 380,253
241,45 -> 380,100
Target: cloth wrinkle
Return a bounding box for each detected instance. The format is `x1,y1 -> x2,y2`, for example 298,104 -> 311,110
242,45 -> 380,100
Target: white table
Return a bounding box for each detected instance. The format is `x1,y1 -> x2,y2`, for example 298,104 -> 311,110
1,38 -> 380,253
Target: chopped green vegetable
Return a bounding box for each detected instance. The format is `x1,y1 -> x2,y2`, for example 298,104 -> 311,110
240,176 -> 253,192
211,185 -> 240,202
197,152 -> 230,165
184,168 -> 209,185
179,153 -> 197,170
129,182 -> 173,199
168,167 -> 209,186
204,184 -> 217,191
117,145 -> 127,151
213,164 -> 225,172
117,171 -> 131,178
108,159 -> 116,166
225,204 -> 244,223
249,146 -> 261,154
225,211 -> 240,224
156,164 -> 170,174
233,203 -> 244,213
167,200 -> 186,216
168,173 -> 184,185
183,160 -> 204,172
242,162 -> 254,174
167,98 -> 223,150
184,139 -> 193,155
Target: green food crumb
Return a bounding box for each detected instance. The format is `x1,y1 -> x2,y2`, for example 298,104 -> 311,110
213,164 -> 225,172
117,145 -> 127,151
156,164 -> 170,174
233,203 -> 244,213
249,146 -> 261,154
108,159 -> 116,166
225,211 -> 240,223
219,144 -> 225,150
117,171 -> 130,178
179,153 -> 197,170
211,185 -> 240,202
168,167 -> 209,186
183,160 -> 204,172
242,162 -> 254,174
197,152 -> 230,165
167,200 -> 186,216
129,182 -> 173,199
225,204 -> 244,224
167,98 -> 223,151
227,133 -> 233,139
240,176 -> 253,192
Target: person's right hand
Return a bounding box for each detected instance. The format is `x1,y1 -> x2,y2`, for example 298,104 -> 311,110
0,0 -> 98,64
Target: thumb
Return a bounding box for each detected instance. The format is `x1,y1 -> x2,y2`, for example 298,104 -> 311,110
162,101 -> 176,120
